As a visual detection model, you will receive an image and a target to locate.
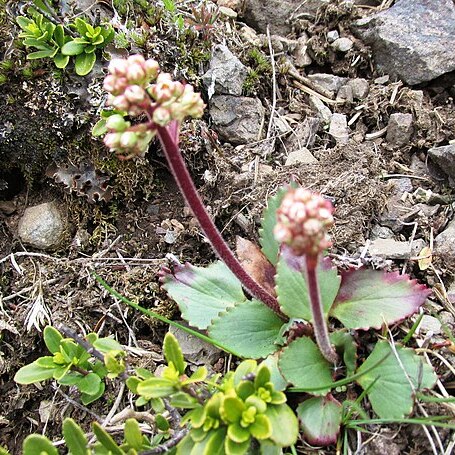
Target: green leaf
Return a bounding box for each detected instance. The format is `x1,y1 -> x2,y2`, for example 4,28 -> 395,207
75,52 -> 96,76
44,326 -> 63,354
92,119 -> 108,137
208,300 -> 284,359
77,372 -> 102,395
222,397 -> 245,423
73,17 -> 88,35
61,40 -> 85,56
23,38 -> 51,48
356,341 -> 437,419
259,439 -> 282,455
163,332 -> 186,375
249,414 -> 272,440
22,435 -> 58,455
258,187 -> 288,265
63,418 -> 89,455
17,16 -> 33,30
278,337 -> 333,395
93,337 -> 122,353
261,354 -> 288,392
185,366 -> 208,384
330,269 -> 431,330
264,404 -> 299,447
92,422 -> 123,455
170,391 -> 199,409
81,382 -> 105,405
124,419 -> 143,451
53,53 -> 70,69
26,49 -> 55,59
297,395 -> 342,446
276,255 -> 340,320
225,437 -> 250,455
14,361 -> 57,384
227,423 -> 250,443
36,356 -> 58,368
137,377 -> 176,398
204,428 -> 226,455
162,260 -> 246,330
330,331 -> 357,376
53,24 -> 65,48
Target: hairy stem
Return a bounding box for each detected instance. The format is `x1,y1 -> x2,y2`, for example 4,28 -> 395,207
156,125 -> 282,316
305,256 -> 338,363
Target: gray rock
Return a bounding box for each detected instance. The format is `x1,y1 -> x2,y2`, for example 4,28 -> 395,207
336,85 -> 353,103
386,113 -> 414,147
327,30 -> 339,43
285,148 -> 318,166
209,95 -> 265,145
169,324 -> 222,365
379,178 -> 413,231
284,117 -> 320,151
435,217 -> 455,267
428,144 -> 455,187
368,238 -> 425,260
374,75 -> 390,85
202,45 -> 248,98
18,202 -> 68,251
370,225 -> 394,240
331,37 -> 353,53
307,73 -> 347,96
353,0 -> 455,85
329,113 -> 349,144
241,0 -> 329,34
309,96 -> 332,124
417,315 -> 442,335
345,78 -> 369,100
219,6 -> 237,18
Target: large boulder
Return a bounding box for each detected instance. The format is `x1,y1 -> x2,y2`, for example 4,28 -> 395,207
353,0 -> 455,85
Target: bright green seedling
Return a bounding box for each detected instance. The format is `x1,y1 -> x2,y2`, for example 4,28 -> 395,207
14,326 -> 125,405
16,13 -> 70,68
61,18 -> 115,75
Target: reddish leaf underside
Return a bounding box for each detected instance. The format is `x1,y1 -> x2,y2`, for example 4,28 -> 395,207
329,269 -> 431,330
236,236 -> 277,297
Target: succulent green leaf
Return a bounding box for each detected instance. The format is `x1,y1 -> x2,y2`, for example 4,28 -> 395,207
185,366 -> 208,384
204,428 -> 227,455
93,337 -> 122,353
84,44 -> 96,53
35,356 -> 58,368
222,397 -> 245,423
155,414 -> 170,431
92,422 -> 123,455
61,40 -> 86,55
249,414 -> 272,440
297,395 -> 342,446
330,331 -> 357,376
161,260 -> 246,330
261,354 -> 288,392
63,418 -> 89,455
23,38 -> 50,48
16,16 -> 33,30
259,439 -> 282,455
53,24 -> 65,47
330,269 -> 431,330
22,435 -> 58,455
278,337 -> 333,395
225,436 -> 250,455
43,326 -> 63,354
208,300 -> 284,359
26,49 -> 56,59
188,406 -> 207,428
81,382 -> 105,405
170,391 -> 199,409
124,419 -> 143,451
356,341 -> 437,418
264,404 -> 298,447
276,255 -> 340,320
53,53 -> 70,68
92,119 -> 108,137
258,187 -> 288,265
163,332 -> 186,375
254,364 -> 271,389
137,377 -> 176,398
227,423 -> 250,443
176,434 -> 195,454
75,52 -> 96,76
74,18 -> 88,35
233,360 -> 257,387
14,361 -> 57,384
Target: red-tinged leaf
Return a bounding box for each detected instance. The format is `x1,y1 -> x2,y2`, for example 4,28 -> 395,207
329,269 -> 431,330
297,394 -> 342,446
236,236 -> 276,297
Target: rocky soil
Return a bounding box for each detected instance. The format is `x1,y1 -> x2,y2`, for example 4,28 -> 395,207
1,0 -> 455,453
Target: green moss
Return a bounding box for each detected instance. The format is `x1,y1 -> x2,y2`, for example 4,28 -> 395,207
242,48 -> 272,95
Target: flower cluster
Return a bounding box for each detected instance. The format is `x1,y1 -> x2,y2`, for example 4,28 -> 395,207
101,54 -> 205,159
274,188 -> 334,257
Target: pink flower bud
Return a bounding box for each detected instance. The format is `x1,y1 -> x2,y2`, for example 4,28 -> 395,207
124,85 -> 147,104
153,106 -> 171,126
145,59 -> 160,80
104,132 -> 122,149
127,63 -> 146,84
106,114 -> 128,132
103,75 -> 117,93
127,54 -> 146,66
111,95 -> 130,112
108,59 -> 128,76
113,77 -> 128,95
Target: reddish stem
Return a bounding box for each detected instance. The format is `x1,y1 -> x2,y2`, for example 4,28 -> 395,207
305,255 -> 338,364
156,125 -> 282,316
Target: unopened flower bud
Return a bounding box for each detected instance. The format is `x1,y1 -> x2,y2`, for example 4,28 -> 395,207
127,63 -> 146,84
120,131 -> 138,148
104,132 -> 122,149
274,188 -> 334,257
127,54 -> 146,66
108,58 -> 128,76
145,59 -> 160,80
111,95 -> 130,112
106,114 -> 128,132
153,106 -> 171,126
124,85 -> 147,104
103,75 -> 117,93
